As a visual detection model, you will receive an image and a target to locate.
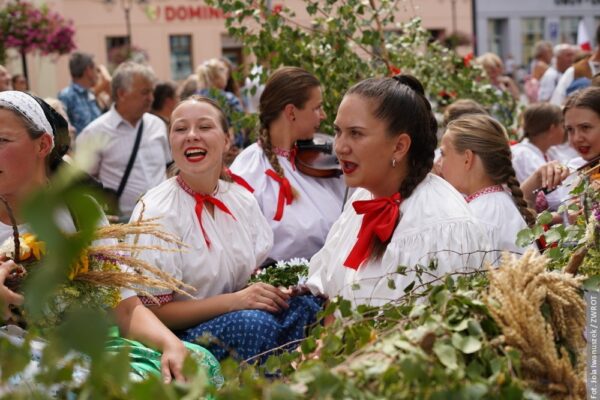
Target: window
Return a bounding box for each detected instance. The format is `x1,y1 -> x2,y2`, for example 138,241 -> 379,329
560,17 -> 581,45
221,34 -> 243,67
521,18 -> 545,66
487,19 -> 508,60
169,35 -> 193,81
106,36 -> 130,69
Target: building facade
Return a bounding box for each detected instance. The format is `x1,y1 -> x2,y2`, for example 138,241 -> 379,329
7,0 -> 473,97
474,0 -> 600,70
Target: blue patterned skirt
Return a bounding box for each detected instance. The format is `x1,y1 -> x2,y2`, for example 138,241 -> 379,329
176,294 -> 322,362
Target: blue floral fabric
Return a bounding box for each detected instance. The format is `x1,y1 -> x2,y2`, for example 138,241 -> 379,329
176,295 -> 322,362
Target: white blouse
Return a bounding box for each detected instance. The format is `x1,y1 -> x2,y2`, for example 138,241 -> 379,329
306,174 -> 490,307
128,177 -> 273,301
229,143 -> 347,261
467,190 -> 528,263
511,139 -> 547,184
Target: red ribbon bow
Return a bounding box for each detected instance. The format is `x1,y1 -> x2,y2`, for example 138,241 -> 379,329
177,176 -> 236,248
265,169 -> 293,221
225,167 -> 255,193
343,192 -> 402,270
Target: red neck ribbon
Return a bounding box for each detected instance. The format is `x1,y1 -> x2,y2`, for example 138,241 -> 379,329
265,169 -> 293,221
343,192 -> 403,270
225,167 -> 255,193
177,176 -> 236,248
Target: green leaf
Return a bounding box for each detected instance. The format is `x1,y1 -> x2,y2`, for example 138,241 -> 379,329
584,275 -> 600,291
467,319 -> 484,337
451,333 -> 482,354
301,336 -> 318,354
55,308 -> 109,361
387,278 -> 396,290
545,246 -> 562,260
404,280 -> 416,293
433,342 -> 458,369
537,211 -> 553,225
543,229 -> 563,243
409,303 -> 427,319
338,299 -> 352,318
516,228 -> 534,247
450,318 -> 469,331
396,265 -> 407,275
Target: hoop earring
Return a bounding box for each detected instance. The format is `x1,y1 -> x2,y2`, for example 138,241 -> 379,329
392,159 -> 397,168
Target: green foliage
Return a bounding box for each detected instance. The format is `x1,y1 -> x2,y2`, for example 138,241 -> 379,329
516,174 -> 600,281
22,166 -> 103,326
249,258 -> 308,287
207,0 -> 516,131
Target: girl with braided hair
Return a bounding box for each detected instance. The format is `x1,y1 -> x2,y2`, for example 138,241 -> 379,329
229,67 -> 347,262
306,75 -> 489,307
439,114 -> 536,262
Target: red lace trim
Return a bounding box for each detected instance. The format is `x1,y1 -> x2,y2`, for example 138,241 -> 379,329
465,185 -> 505,203
138,293 -> 173,306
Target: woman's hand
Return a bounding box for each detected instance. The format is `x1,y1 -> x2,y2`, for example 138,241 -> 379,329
521,161 -> 570,208
535,161 -> 570,191
160,337 -> 189,383
232,283 -> 290,314
0,260 -> 24,321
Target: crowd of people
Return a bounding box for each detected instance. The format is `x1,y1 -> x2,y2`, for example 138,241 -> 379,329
0,23 -> 599,386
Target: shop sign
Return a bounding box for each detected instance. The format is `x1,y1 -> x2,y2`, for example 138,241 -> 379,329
144,5 -> 225,22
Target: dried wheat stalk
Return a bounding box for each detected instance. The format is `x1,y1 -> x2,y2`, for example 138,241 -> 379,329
485,251 -> 586,400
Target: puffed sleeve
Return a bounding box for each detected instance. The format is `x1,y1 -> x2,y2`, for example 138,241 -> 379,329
126,183 -> 184,298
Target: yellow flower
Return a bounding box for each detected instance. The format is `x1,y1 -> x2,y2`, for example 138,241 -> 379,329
21,233 -> 45,261
0,234 -> 45,261
69,251 -> 89,280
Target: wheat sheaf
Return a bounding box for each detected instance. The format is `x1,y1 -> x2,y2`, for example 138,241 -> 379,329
486,250 -> 586,399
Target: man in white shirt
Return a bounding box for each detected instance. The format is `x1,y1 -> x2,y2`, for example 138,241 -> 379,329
76,62 -> 172,219
538,44 -> 576,102
551,24 -> 600,105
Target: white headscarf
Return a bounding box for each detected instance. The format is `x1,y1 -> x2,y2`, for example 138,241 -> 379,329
0,90 -> 54,149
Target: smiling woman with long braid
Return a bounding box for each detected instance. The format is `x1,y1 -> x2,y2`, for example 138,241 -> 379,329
305,75 -> 490,308
229,67 -> 347,263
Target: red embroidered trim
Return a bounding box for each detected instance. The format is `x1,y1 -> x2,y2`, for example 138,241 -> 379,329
465,185 -> 505,203
138,293 -> 173,306
272,146 -> 297,160
176,175 -> 218,196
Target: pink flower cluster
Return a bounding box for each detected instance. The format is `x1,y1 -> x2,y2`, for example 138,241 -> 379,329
0,1 -> 76,55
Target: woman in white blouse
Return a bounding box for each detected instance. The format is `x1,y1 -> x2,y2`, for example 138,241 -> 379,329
229,67 -> 347,262
306,75 -> 489,308
131,96 -> 322,360
439,114 -> 537,262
